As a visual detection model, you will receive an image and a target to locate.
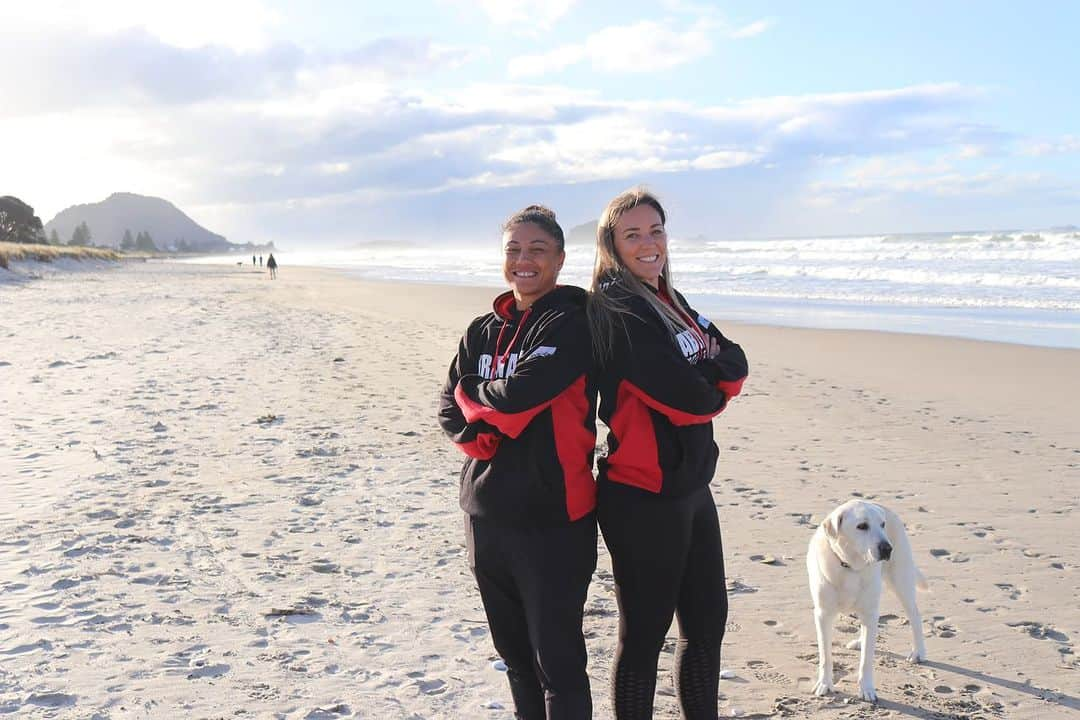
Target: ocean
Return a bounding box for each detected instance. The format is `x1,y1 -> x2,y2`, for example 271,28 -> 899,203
187,228 -> 1080,349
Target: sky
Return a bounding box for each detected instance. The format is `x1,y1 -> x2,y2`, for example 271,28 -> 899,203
2,0 -> 1078,246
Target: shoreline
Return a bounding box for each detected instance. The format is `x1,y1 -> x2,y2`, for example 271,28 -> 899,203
296,265 -> 1080,353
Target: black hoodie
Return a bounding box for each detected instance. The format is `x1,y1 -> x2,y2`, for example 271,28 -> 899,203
595,274 -> 748,498
438,285 -> 597,527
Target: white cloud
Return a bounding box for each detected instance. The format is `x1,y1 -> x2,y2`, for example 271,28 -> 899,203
730,19 -> 773,39
507,45 -> 586,78
4,72 -> 1004,238
0,30 -> 477,117
472,0 -> 576,28
1021,135 -> 1080,156
509,20 -> 713,77
803,155 -> 1063,215
0,0 -> 282,51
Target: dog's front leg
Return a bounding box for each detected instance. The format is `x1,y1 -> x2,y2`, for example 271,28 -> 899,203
813,605 -> 836,696
855,607 -> 879,703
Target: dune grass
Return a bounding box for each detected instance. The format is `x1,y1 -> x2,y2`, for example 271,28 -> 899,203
0,242 -> 120,270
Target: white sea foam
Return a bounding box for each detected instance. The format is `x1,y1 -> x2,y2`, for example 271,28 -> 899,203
182,227 -> 1080,347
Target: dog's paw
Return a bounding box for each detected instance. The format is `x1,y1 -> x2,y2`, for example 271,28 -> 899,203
812,678 -> 834,696
907,649 -> 926,663
845,638 -> 862,650
857,682 -> 878,703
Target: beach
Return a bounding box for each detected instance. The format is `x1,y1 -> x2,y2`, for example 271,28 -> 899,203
1,261 -> 1077,719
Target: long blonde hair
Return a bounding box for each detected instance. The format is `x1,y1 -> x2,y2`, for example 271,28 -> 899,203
586,187 -> 697,362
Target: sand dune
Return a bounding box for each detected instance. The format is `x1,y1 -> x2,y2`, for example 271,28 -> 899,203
1,262 -> 1076,719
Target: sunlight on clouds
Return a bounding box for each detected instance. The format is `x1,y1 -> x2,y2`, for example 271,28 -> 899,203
691,150 -> 762,170
0,111 -> 188,219
588,20 -> 712,72
509,20 -> 713,77
804,154 -> 1061,214
483,115 -> 759,184
508,45 -> 586,78
0,0 -> 282,50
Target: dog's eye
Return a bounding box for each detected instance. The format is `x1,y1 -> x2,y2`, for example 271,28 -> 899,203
856,522 -> 868,530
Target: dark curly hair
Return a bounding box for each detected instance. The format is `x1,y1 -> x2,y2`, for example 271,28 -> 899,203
502,204 -> 565,251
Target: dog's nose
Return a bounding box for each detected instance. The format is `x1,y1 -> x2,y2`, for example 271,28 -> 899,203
878,542 -> 893,561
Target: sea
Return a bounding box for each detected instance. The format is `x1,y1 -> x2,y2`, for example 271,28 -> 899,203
187,228 -> 1080,350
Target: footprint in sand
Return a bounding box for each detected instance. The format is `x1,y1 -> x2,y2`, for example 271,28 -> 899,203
416,678 -> 447,695
1006,621 -> 1070,643
745,659 -> 792,685
303,704 -> 352,719
26,692 -> 77,708
994,583 -> 1024,600
187,663 -> 230,680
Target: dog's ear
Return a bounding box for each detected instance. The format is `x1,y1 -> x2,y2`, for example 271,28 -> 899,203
823,509 -> 842,539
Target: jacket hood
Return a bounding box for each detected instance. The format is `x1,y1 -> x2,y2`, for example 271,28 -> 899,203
492,284 -> 587,319
597,269 -> 671,298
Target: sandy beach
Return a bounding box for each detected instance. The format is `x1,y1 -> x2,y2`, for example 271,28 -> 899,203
1,261 -> 1077,719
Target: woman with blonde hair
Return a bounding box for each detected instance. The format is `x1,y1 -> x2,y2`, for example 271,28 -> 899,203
587,188 -> 748,719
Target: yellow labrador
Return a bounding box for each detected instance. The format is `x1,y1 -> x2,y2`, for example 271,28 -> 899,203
806,499 -> 928,702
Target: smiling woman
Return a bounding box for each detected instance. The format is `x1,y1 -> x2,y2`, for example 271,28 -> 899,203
586,187 -> 748,719
502,205 -> 567,310
438,204 -> 598,719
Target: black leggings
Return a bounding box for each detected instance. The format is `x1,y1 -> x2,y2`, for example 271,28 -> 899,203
466,513 -> 598,720
598,484 -> 727,720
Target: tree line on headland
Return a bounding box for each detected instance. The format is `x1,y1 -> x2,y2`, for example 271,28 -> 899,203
0,192 -> 273,255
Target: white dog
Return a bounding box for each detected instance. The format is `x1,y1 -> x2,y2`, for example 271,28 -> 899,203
806,499 -> 928,702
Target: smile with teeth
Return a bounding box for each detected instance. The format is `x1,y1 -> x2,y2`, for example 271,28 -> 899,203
513,270 -> 538,278
636,254 -> 660,263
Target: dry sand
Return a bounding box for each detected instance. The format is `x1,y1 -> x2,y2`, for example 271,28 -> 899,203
1,261 -> 1076,719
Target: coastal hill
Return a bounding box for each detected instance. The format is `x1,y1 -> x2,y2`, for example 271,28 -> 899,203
45,192 -> 265,253
567,220 -> 597,246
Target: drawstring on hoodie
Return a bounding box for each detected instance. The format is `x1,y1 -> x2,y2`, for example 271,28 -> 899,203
491,307 -> 532,379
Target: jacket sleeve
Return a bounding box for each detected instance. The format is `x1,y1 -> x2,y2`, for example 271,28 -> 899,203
438,330 -> 502,459
674,291 -> 749,398
614,306 -> 743,426
454,311 -> 591,439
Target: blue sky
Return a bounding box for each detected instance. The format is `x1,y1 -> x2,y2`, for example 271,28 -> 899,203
2,0 -> 1077,246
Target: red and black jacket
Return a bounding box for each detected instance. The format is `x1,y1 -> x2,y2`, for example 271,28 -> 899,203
438,285 -> 597,527
595,274 -> 748,498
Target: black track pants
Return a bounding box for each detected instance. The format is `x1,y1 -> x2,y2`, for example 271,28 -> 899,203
466,513 -> 598,720
598,484 -> 727,720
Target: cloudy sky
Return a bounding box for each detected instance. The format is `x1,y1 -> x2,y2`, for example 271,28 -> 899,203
2,0 -> 1078,246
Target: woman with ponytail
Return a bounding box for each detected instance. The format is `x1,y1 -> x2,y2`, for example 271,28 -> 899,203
587,188 -> 748,719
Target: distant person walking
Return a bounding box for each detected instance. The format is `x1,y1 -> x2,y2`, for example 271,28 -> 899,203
259,255 -> 263,267
252,254 -> 257,266
266,253 -> 278,279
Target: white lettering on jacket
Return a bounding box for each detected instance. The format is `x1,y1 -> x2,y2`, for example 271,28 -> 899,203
675,329 -> 706,364
478,352 -> 519,379
524,345 -> 557,360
